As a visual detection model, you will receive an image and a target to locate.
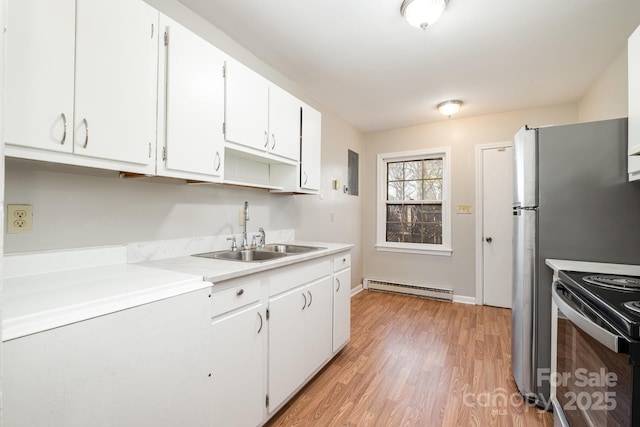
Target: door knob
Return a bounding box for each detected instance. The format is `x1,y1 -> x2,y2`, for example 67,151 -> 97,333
485,237 -> 493,242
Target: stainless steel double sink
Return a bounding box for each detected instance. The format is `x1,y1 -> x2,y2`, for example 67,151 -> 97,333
193,243 -> 324,263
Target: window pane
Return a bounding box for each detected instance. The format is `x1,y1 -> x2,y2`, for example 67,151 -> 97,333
404,161 -> 422,180
387,181 -> 403,201
423,179 -> 443,200
386,205 -> 403,223
387,162 -> 403,181
385,202 -> 443,245
422,204 -> 442,223
404,180 -> 420,200
423,159 -> 443,179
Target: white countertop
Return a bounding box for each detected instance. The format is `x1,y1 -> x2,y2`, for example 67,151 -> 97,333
546,259 -> 640,276
3,263 -> 206,341
2,239 -> 353,341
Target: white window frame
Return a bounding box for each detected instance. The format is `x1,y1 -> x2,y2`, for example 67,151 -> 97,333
376,147 -> 452,256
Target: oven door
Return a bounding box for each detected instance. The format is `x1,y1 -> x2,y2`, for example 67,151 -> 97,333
552,281 -> 632,427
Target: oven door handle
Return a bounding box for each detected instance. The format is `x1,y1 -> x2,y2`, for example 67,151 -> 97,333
552,281 -> 621,353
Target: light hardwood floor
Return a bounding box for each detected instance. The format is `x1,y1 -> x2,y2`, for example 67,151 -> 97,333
265,290 -> 553,427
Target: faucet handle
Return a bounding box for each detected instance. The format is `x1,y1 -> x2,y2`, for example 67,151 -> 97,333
227,236 -> 237,251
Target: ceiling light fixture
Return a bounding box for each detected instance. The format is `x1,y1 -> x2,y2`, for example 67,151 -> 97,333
400,0 -> 448,30
437,100 -> 463,117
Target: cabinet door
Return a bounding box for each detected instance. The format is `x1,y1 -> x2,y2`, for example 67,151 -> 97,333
301,104 -> 322,191
268,287 -> 306,412
211,303 -> 265,427
5,0 -> 75,153
3,289 -> 214,427
268,85 -> 302,162
159,15 -> 225,180
303,276 -> 333,377
224,59 -> 269,152
333,268 -> 351,352
74,0 -> 158,168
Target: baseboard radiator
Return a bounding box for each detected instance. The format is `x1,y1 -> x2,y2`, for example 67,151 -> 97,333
364,278 -> 453,302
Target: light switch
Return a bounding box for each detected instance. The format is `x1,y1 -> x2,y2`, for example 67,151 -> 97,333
456,204 -> 472,214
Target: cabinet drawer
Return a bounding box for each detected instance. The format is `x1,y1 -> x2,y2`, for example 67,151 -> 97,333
333,253 -> 351,272
269,258 -> 331,297
211,278 -> 261,318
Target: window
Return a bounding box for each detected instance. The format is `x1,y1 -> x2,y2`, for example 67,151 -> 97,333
376,147 -> 452,255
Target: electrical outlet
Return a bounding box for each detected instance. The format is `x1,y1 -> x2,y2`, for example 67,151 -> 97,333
7,204 -> 33,233
238,209 -> 245,226
330,211 -> 335,222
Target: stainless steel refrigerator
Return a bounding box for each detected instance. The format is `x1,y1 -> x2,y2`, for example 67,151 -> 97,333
511,118 -> 640,408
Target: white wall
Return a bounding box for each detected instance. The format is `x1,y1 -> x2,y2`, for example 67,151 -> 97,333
3,0 -> 364,288
579,49 -> 628,122
362,104 -> 579,299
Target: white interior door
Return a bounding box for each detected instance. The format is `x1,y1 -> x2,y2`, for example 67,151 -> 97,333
482,146 -> 513,308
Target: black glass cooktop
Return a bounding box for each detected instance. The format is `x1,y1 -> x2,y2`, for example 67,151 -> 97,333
559,270 -> 640,340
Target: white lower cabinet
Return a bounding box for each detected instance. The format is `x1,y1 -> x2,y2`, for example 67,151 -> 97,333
2,288 -> 215,427
209,278 -> 266,427
268,276 -> 333,412
333,255 -> 351,352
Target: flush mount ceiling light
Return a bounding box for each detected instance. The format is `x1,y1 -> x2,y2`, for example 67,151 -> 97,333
437,100 -> 463,117
400,0 -> 448,30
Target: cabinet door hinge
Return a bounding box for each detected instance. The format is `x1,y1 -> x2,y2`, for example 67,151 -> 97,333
164,30 -> 168,47
222,122 -> 226,136
266,308 -> 269,321
222,64 -> 226,78
265,394 -> 269,408
151,23 -> 154,39
162,146 -> 167,161
148,142 -> 152,158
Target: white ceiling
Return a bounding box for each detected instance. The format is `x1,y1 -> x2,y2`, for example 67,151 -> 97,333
178,0 -> 640,132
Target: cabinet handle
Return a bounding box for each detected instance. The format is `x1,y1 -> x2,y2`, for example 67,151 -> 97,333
336,278 -> 341,293
307,291 -> 312,307
303,171 -> 308,185
82,118 -> 89,148
236,288 -> 244,296
60,113 -> 67,145
257,311 -> 263,334
271,133 -> 276,150
302,292 -> 307,310
214,151 -> 221,172
264,131 -> 269,148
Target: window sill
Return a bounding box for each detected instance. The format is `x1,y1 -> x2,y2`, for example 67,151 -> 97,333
375,244 -> 453,256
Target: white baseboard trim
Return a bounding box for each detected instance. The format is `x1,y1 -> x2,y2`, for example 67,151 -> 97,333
453,295 -> 477,305
350,283 -> 364,297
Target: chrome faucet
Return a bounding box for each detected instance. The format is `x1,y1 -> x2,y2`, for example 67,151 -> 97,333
242,201 -> 250,249
258,227 -> 266,248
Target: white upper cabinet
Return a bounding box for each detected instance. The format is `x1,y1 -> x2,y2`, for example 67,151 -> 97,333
224,59 -> 270,153
5,0 -> 75,153
157,15 -> 225,181
224,58 -> 301,163
628,25 -> 640,181
74,0 -> 158,169
300,104 -> 322,191
5,0 -> 158,174
268,85 -> 302,161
